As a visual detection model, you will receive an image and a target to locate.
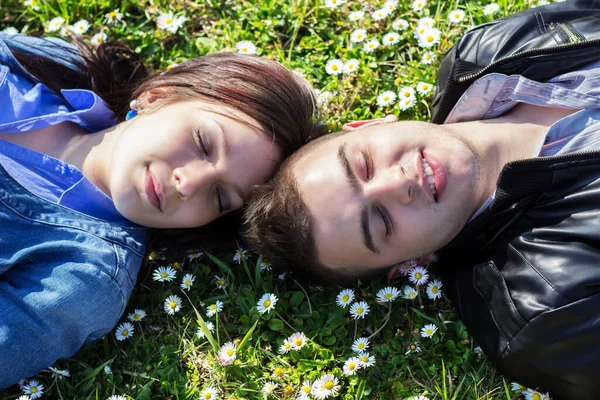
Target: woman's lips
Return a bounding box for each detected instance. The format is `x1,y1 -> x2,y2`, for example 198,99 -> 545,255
422,151 -> 447,201
145,168 -> 162,211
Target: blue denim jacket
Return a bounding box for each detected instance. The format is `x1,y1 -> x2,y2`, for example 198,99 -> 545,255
0,33 -> 148,388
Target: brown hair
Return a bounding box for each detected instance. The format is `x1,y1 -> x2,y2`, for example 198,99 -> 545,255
12,35 -> 326,251
243,133 -> 389,285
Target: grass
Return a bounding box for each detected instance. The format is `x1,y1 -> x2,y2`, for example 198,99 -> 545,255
1,0 -> 548,399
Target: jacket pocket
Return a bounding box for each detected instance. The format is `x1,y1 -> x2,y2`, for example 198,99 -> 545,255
472,261 -> 528,356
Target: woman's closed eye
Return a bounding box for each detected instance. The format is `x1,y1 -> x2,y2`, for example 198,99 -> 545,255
215,186 -> 233,215
195,127 -> 211,156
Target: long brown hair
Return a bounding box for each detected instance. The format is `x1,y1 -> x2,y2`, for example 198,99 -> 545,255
12,35 -> 327,251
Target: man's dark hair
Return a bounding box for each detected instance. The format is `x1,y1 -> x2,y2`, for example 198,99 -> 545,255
243,132 -> 390,285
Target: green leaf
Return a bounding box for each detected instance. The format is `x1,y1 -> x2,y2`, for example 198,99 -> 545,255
290,291 -> 304,307
267,319 -> 284,331
237,320 -> 259,353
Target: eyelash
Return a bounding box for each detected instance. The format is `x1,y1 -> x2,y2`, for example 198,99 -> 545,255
195,128 -> 225,213
377,205 -> 393,237
362,150 -> 373,180
195,128 -> 209,156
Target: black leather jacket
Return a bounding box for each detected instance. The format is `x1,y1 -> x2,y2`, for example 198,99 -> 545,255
438,150 -> 600,400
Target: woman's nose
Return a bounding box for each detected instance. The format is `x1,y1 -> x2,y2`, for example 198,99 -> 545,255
173,162 -> 218,199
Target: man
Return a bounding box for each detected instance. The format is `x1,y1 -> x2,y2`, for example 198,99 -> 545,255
244,60 -> 600,399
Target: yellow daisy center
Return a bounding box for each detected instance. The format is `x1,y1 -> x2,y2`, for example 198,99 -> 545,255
410,344 -> 417,350
426,329 -> 433,335
342,295 -> 349,301
134,313 -> 140,319
295,339 -> 303,346
303,386 -> 311,393
274,367 -> 283,376
357,34 -> 363,39
284,343 -> 291,349
31,388 -> 37,393
285,386 -> 294,394
210,305 -> 215,310
358,343 -> 364,349
110,11 -> 117,18
532,395 -> 541,400
455,13 -> 461,18
356,307 -> 363,314
432,287 -> 439,293
160,272 -> 167,278
185,280 -> 191,285
361,356 -> 368,362
170,302 -> 176,309
425,55 -> 431,60
349,363 -> 356,370
204,393 -> 212,399
325,381 -> 334,389
331,64 -> 339,71
264,300 -> 271,307
415,272 -> 422,279
122,329 -> 129,335
241,47 -> 248,52
226,349 -> 234,356
165,18 -> 172,25
218,280 -> 225,285
385,293 -> 392,299
427,35 -> 434,42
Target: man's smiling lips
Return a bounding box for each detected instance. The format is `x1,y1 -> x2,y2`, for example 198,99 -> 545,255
417,151 -> 436,203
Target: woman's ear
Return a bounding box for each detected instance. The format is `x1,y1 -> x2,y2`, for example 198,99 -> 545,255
137,87 -> 174,110
342,114 -> 398,131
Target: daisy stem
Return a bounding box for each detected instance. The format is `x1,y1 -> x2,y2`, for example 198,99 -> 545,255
367,302 -> 393,341
275,311 -> 296,331
353,319 -> 358,342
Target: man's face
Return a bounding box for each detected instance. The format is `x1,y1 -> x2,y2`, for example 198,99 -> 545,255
293,121 -> 484,272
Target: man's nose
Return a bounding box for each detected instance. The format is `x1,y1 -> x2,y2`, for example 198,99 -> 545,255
363,166 -> 411,204
173,162 -> 218,200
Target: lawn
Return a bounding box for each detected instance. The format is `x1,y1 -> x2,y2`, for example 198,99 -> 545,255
1,0 -> 550,399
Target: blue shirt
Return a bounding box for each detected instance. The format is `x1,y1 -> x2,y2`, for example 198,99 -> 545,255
0,33 -> 148,389
445,60 -> 600,220
0,33 -> 131,225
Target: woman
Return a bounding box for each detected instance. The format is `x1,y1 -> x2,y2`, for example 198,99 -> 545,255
0,32 -> 325,388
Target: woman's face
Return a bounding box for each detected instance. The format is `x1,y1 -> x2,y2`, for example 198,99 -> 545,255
108,100 -> 282,228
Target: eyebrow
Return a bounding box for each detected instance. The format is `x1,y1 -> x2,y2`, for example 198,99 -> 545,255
213,119 -> 245,203
337,143 -> 378,254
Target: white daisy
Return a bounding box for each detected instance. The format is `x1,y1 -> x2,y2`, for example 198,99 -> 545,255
383,0 -> 399,12
235,41 -> 257,55
403,285 -> 419,299
215,276 -> 227,289
105,9 -> 124,24
180,273 -> 195,291
348,11 -> 364,21
200,386 -> 220,400
473,346 -> 484,356
376,286 -> 401,302
363,38 -> 380,53
72,19 -> 90,35
16,396 -> 30,400
279,338 -> 293,354
483,3 -> 500,15
343,357 -> 361,375
48,366 -> 70,378
115,322 -> 134,341
420,323 -> 438,338
164,294 -> 182,315
153,266 -> 177,282
186,250 -> 203,260
372,8 -> 391,21
416,81 -> 434,96
196,321 -> 215,339
382,31 -> 400,45
448,9 -> 465,24
421,51 -> 436,64
24,0 -> 40,11
263,381 -> 278,394
357,352 -> 376,367
426,279 -> 443,299
398,86 -> 416,100
411,0 -> 427,11
206,300 -> 224,317
127,309 -> 146,322
349,301 -> 370,319
107,396 -> 128,400
399,95 -> 417,111
299,380 -> 313,397
257,293 -> 278,314
535,0 -> 550,6
392,18 -> 409,31
343,59 -> 359,73
157,11 -> 186,34
289,332 -> 307,350
233,248 -> 248,263
405,341 -> 422,354
260,261 -> 272,272
417,17 -> 436,29
407,396 -> 431,400
524,389 -> 551,400
217,341 -> 237,366
23,380 -> 44,399
352,337 -> 370,352
409,266 -> 430,285
377,90 -> 397,107
3,27 -> 18,35
417,27 -> 441,48
45,17 -> 65,33
350,28 -> 367,43
311,374 -> 340,399
317,90 -> 332,105
511,382 -> 527,392
277,272 -> 287,280
325,59 -> 344,75
104,365 -> 113,375
324,0 -> 345,9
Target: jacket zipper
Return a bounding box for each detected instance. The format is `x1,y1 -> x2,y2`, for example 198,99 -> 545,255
560,23 -> 581,44
456,37 -> 600,83
507,149 -> 600,167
